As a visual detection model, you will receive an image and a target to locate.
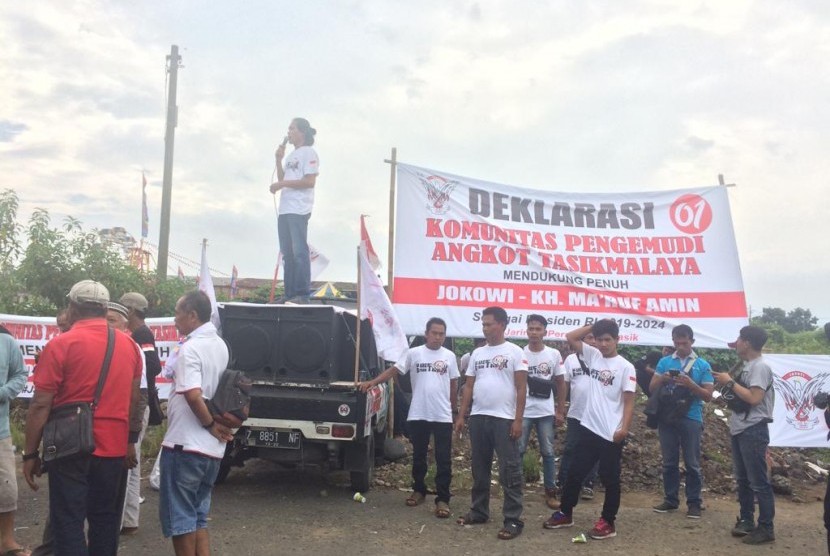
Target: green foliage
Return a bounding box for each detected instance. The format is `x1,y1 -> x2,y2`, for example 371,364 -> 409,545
755,306 -> 818,333
0,192 -> 190,316
522,448 -> 541,483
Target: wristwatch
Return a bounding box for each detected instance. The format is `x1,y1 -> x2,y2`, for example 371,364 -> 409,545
726,380 -> 735,389
22,450 -> 40,462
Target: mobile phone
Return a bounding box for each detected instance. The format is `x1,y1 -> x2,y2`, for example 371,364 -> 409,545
669,370 -> 680,377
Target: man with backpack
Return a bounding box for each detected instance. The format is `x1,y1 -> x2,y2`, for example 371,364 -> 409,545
649,324 -> 714,519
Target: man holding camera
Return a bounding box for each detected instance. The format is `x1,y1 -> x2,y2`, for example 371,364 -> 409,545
713,326 -> 776,545
649,324 -> 714,519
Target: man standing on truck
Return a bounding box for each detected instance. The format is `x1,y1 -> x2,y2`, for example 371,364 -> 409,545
360,317 -> 459,518
454,306 -> 528,541
159,291 -> 232,556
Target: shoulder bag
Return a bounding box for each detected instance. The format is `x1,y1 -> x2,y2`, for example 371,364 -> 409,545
42,327 -> 115,462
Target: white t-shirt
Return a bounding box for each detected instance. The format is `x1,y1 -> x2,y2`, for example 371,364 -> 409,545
395,345 -> 460,423
279,145 -> 319,215
576,344 -> 636,441
523,345 -> 564,418
162,322 -> 230,459
563,352 -> 591,422
467,342 -> 528,420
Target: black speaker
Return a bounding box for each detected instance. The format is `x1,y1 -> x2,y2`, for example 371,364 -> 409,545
220,304 -> 363,383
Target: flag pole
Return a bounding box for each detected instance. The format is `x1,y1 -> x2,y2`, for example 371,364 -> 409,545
353,246 -> 362,386
384,147 -> 397,297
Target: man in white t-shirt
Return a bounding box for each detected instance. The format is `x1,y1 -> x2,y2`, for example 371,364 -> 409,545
360,318 -> 459,518
556,332 -> 600,501
545,319 -> 636,541
454,306 -> 528,541
269,117 -> 319,303
519,314 -> 564,509
159,291 -> 232,555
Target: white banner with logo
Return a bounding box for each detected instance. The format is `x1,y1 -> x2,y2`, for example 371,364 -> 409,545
393,163 -> 747,347
767,354 -> 830,448
1,314 -> 178,399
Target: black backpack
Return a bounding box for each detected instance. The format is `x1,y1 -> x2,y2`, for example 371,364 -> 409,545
207,369 -> 252,422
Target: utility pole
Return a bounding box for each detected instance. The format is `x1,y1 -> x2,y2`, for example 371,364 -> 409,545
157,45 -> 182,280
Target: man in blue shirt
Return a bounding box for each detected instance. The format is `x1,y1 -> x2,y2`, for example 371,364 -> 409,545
649,324 -> 714,519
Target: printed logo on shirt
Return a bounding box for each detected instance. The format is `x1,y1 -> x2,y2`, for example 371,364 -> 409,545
286,159 -> 300,172
475,355 -> 509,371
415,360 -> 449,375
591,368 -> 616,387
529,361 -> 552,378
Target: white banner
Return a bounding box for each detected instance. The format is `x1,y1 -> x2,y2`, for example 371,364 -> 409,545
393,163 -> 747,346
767,354 -> 830,448
1,314 -> 179,399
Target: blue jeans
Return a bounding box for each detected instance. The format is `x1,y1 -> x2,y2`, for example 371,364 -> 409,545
277,213 -> 311,299
468,415 -> 524,528
47,454 -> 127,556
519,416 -> 556,490
159,447 -> 221,538
731,422 -> 775,529
557,417 -> 598,488
658,417 -> 704,506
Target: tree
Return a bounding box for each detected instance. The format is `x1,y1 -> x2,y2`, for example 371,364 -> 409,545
0,194 -> 189,316
755,306 -> 818,333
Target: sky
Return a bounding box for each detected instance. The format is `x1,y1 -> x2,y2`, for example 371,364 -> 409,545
1,1 -> 828,321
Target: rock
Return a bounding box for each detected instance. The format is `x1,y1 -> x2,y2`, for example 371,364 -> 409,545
771,475 -> 792,495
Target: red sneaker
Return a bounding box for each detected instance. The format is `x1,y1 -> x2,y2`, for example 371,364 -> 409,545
543,511 -> 573,529
588,517 -> 616,539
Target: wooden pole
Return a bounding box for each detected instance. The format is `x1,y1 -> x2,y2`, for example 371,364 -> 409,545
353,246 -> 362,386
385,148 -> 397,297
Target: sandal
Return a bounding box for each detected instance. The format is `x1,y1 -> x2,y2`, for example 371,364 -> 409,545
405,492 -> 426,507
497,521 -> 523,540
456,512 -> 488,525
435,501 -> 450,518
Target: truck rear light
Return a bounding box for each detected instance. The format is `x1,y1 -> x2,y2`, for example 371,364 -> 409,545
331,424 -> 355,438
316,425 -> 331,435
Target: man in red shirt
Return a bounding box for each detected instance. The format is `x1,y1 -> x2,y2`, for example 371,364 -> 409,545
23,280 -> 142,556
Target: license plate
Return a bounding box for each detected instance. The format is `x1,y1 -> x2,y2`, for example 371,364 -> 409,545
248,429 -> 302,449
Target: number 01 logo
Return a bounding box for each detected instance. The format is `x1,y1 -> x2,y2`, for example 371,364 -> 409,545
670,194 -> 712,234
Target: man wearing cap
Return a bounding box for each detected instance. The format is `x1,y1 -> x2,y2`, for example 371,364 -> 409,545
119,292 -> 163,427
107,302 -> 150,536
22,280 -> 143,556
0,325 -> 30,555
713,326 -> 776,545
160,290 -> 232,555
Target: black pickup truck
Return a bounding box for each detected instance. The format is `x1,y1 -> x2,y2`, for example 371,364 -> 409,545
216,302 -> 389,492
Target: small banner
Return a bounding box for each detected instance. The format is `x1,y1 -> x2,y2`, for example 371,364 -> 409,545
767,354 -> 830,448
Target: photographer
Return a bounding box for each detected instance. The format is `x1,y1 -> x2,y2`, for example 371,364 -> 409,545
820,393 -> 830,555
713,326 -> 776,545
649,325 -> 714,519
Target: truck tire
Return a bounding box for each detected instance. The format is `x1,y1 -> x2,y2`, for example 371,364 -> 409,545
350,433 -> 375,493
214,461 -> 232,485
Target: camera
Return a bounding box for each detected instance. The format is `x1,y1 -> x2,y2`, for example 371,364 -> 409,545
814,391 -> 830,410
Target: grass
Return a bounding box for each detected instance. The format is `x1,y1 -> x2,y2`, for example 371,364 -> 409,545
522,448 -> 541,483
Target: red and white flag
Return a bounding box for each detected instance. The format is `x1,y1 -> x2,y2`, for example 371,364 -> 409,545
359,243 -> 407,361
360,215 -> 381,271
275,244 -> 330,280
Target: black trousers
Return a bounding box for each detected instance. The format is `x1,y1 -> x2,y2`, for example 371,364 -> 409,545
408,420 -> 453,504
560,422 -> 624,525
47,454 -> 128,556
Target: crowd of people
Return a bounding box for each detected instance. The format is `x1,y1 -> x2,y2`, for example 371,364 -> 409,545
363,307 -> 781,547
0,280 -> 235,556
0,283 -> 799,553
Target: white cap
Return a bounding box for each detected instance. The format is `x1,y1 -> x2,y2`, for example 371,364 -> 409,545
68,280 -> 109,306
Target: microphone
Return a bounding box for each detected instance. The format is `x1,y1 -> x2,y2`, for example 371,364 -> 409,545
281,135 -> 289,147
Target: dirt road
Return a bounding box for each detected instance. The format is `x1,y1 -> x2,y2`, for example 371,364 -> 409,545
13,459 -> 827,555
